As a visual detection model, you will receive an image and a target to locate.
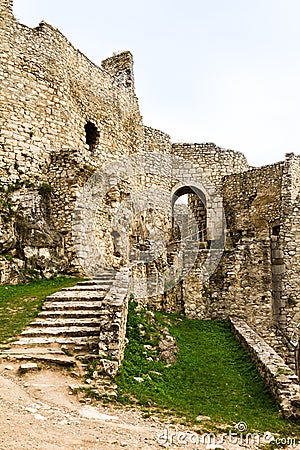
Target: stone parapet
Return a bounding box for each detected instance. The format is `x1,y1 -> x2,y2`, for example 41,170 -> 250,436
98,267 -> 130,375
230,317 -> 300,419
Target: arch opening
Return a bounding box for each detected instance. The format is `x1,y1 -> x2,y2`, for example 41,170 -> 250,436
172,186 -> 208,246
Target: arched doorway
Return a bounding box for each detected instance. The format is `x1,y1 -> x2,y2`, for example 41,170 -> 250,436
171,185 -> 208,248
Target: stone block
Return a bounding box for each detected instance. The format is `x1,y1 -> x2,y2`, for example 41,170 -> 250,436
19,363 -> 39,373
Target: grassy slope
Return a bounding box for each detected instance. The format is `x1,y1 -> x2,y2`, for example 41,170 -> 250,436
116,302 -> 300,437
0,277 -> 82,345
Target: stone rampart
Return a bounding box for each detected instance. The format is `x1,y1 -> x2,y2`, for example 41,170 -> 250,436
230,317 -> 300,419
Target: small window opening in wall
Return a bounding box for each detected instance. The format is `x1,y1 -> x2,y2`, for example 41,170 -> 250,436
272,225 -> 280,236
112,230 -> 121,257
84,121 -> 99,151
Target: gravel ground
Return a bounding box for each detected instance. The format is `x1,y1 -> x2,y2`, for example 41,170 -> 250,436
0,362 -> 299,450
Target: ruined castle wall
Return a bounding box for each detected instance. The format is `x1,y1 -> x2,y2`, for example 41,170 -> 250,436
0,0 -> 147,280
0,0 -> 143,185
143,126 -> 172,154
218,162 -> 288,353
223,163 -> 283,240
182,240 -> 274,336
128,139 -> 246,305
280,154 -> 300,339
172,143 -> 249,191
130,142 -> 249,310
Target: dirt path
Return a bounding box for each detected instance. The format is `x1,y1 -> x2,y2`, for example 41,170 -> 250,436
0,362 -> 299,450
0,361 -> 168,450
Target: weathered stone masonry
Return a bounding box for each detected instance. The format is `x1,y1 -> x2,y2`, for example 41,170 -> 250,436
1,1 -> 143,183
0,0 -> 143,279
2,0 -> 300,414
230,317 -> 300,420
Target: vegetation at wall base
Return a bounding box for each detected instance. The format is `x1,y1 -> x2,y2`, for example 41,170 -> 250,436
0,276 -> 83,345
116,301 -> 300,439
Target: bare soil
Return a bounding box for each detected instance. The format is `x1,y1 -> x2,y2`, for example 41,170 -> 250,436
0,362 -> 299,450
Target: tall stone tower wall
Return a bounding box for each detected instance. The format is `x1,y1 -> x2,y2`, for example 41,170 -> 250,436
0,0 -> 145,280
0,0 -> 143,184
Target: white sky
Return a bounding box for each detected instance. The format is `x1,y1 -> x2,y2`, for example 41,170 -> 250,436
12,0 -> 300,167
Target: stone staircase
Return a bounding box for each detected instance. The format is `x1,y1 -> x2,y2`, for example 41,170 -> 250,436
0,269 -> 117,368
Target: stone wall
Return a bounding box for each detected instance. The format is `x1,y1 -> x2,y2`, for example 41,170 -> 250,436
275,154 -> 300,369
0,0 -> 144,280
182,242 -> 272,324
230,317 -> 300,419
98,268 -> 130,377
0,0 -> 143,185
1,3 -> 143,181
143,126 -> 172,154
223,163 -> 283,240
280,154 -> 300,332
172,143 -> 249,190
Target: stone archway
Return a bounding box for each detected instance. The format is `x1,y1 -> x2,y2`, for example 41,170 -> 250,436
171,185 -> 208,247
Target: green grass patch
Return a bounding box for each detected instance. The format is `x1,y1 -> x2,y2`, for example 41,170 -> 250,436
116,302 -> 300,438
0,276 -> 83,345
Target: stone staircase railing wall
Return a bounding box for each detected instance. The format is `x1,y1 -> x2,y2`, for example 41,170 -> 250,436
230,317 -> 300,419
98,267 -> 130,376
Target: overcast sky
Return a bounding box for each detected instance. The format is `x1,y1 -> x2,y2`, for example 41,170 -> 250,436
12,0 -> 300,167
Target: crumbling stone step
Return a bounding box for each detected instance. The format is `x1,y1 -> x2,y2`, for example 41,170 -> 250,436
30,317 -> 101,326
94,270 -> 116,276
46,291 -> 106,300
42,301 -> 104,310
76,281 -> 112,287
1,348 -> 64,356
21,354 -> 76,366
20,326 -> 100,338
93,273 -> 116,278
61,286 -> 108,292
92,276 -> 115,283
0,351 -> 76,367
38,310 -> 102,319
12,336 -> 99,347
